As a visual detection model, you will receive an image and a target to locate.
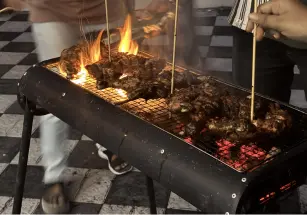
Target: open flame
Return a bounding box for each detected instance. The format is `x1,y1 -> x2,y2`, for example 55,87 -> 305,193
118,14 -> 139,55
61,14 -> 139,86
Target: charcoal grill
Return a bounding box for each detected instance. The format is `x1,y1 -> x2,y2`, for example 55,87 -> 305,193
12,54 -> 307,214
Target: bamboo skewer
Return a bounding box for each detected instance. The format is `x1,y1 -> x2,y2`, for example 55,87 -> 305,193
250,0 -> 258,121
170,0 -> 180,95
105,0 -> 111,62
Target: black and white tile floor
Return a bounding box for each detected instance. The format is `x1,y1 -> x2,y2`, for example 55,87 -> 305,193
0,8 -> 306,214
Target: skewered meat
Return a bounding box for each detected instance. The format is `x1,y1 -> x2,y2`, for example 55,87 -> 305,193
206,118 -> 257,142
59,43 -> 84,79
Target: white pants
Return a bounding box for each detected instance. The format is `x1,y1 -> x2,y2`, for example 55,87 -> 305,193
32,21 -> 122,184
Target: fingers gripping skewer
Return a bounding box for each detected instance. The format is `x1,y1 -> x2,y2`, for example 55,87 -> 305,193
105,0 -> 111,62
251,0 -> 258,121
171,0 -> 179,95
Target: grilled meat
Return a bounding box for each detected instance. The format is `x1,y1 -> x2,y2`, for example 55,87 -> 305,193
59,43 -> 85,79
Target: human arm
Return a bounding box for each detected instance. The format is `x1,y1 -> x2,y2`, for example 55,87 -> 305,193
245,0 -> 307,43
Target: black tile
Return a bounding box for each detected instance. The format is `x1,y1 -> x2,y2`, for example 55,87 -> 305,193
0,32 -> 22,41
213,26 -> 234,36
166,209 -> 202,214
18,53 -> 38,65
4,101 -> 24,114
25,26 -> 32,32
105,172 -> 170,208
195,35 -> 211,46
193,16 -> 216,26
8,13 -> 29,21
32,126 -> 83,140
1,42 -> 35,53
0,164 -> 44,198
0,79 -> 18,94
0,65 -> 14,78
0,137 -> 20,163
207,46 -> 232,58
68,140 -> 108,169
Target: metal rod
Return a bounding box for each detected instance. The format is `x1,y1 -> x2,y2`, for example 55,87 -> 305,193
170,0 -> 180,94
12,101 -> 34,214
105,0 -> 111,62
250,0 -> 258,121
146,176 -> 157,214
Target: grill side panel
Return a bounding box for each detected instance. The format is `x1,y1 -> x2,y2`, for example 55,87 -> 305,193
18,65 -> 247,213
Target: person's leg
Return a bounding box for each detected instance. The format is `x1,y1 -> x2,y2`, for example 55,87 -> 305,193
232,27 -> 294,103
32,22 -> 80,214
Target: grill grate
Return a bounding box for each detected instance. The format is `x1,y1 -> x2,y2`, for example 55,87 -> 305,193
44,57 -> 307,173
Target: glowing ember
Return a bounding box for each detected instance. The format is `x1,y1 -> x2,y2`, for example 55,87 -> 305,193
115,89 -> 128,98
118,15 -> 139,55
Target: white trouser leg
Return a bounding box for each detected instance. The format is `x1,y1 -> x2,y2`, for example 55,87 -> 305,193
32,21 -> 122,184
32,22 -> 80,184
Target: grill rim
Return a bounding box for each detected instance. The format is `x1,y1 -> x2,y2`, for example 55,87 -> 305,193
39,56 -> 307,173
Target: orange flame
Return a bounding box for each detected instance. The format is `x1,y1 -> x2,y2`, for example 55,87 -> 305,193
118,15 -> 139,55
71,52 -> 87,85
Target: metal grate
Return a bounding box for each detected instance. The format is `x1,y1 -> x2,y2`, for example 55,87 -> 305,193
46,63 -> 129,104
43,56 -> 307,173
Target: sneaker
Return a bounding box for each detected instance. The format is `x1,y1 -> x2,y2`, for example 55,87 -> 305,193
96,143 -> 133,175
41,183 -> 70,214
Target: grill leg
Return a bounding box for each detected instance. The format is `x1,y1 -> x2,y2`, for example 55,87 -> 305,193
146,176 -> 157,214
12,102 -> 34,214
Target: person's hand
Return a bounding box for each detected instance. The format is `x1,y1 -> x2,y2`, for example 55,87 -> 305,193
246,0 -> 307,43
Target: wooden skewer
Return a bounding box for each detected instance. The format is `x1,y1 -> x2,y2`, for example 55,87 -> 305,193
171,0 -> 179,95
105,0 -> 111,62
250,0 -> 258,121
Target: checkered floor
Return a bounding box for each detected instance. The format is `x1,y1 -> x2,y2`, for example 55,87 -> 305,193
0,8 -> 307,214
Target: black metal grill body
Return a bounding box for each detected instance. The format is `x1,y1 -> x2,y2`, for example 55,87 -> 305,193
17,59 -> 307,213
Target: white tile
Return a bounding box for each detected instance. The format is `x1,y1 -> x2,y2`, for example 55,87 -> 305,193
193,0 -> 235,8
11,138 -> 78,165
204,58 -> 232,72
0,95 -> 16,113
0,164 -> 8,175
167,192 -> 197,211
0,114 -> 40,137
290,90 -> 307,109
132,206 -> 165,214
0,41 -> 9,50
198,46 -> 209,58
0,52 -> 28,65
1,198 -> 40,214
299,185 -> 307,213
0,21 -> 31,32
0,196 -> 12,212
194,26 -> 213,36
2,65 -> 30,79
12,32 -> 33,42
294,65 -> 300,74
74,169 -> 115,204
211,36 -> 233,47
215,16 -> 230,26
62,167 -> 88,200
81,135 -> 93,141
99,204 -> 133,214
